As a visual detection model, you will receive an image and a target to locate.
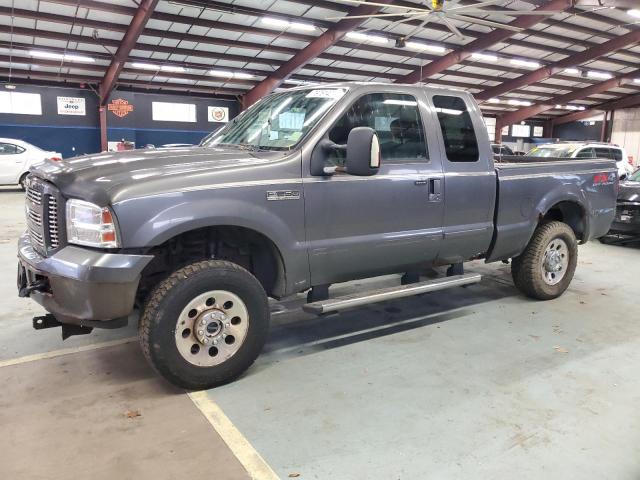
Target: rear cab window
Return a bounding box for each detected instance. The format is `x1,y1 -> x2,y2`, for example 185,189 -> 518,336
433,95 -> 479,163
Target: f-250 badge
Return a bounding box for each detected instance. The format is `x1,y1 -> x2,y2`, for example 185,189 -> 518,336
266,190 -> 301,201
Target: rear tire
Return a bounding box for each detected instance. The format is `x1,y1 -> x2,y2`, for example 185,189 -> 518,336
139,260 -> 270,390
18,173 -> 28,191
511,221 -> 578,300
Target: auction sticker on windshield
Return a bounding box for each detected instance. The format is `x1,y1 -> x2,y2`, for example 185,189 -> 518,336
306,89 -> 346,99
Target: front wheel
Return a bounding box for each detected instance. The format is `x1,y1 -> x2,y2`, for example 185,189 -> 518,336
139,260 -> 270,390
511,221 -> 578,300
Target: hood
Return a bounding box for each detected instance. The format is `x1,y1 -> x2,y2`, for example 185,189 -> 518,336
30,146 -> 287,206
618,181 -> 640,204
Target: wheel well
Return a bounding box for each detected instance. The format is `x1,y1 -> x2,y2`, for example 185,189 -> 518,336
137,226 -> 286,303
541,201 -> 585,240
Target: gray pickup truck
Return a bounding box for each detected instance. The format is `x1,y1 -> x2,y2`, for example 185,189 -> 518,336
17,83 -> 617,389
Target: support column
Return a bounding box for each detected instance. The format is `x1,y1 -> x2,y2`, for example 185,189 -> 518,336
99,105 -> 107,152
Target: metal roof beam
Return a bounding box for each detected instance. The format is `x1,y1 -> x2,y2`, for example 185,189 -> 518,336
240,0 -> 394,108
496,69 -> 640,128
550,93 -> 640,125
99,0 -> 159,104
476,29 -> 640,102
397,0 -> 573,84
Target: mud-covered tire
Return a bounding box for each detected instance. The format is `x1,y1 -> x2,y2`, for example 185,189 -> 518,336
511,221 -> 578,300
139,260 -> 270,390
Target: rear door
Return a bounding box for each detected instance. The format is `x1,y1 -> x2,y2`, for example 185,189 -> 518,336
426,93 -> 497,263
0,142 -> 27,184
304,90 -> 444,285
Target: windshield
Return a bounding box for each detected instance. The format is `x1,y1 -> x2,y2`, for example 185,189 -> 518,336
527,146 -> 576,158
629,169 -> 640,182
203,88 -> 347,151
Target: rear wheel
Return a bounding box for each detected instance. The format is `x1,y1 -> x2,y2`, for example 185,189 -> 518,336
511,221 -> 578,300
18,173 -> 28,191
139,260 -> 270,390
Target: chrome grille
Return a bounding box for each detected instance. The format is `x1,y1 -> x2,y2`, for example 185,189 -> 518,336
25,177 -> 64,255
48,197 -> 60,248
26,187 -> 42,206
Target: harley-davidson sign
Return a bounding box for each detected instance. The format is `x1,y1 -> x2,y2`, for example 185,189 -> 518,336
108,98 -> 134,118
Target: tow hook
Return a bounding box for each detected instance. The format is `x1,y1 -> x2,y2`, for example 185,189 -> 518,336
33,314 -> 93,340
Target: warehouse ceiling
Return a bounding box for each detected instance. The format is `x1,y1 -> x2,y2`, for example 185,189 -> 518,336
0,0 -> 639,122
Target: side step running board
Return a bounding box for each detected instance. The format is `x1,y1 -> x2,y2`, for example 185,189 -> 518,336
302,273 -> 482,315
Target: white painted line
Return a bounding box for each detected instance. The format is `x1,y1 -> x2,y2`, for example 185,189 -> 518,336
0,337 -> 137,368
188,391 -> 280,480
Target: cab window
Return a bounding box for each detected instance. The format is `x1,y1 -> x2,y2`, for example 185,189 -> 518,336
433,95 -> 479,162
576,148 -> 595,159
594,148 -> 612,159
328,93 -> 428,165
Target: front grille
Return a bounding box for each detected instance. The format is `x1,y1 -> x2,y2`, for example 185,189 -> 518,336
48,197 -> 60,249
25,177 -> 65,256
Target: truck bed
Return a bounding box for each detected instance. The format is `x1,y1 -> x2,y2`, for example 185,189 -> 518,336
487,156 -> 618,262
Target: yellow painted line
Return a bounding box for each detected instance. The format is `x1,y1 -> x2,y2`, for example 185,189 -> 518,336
188,390 -> 280,480
0,337 -> 137,368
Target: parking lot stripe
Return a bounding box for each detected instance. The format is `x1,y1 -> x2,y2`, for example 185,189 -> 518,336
188,391 -> 280,480
0,337 -> 137,368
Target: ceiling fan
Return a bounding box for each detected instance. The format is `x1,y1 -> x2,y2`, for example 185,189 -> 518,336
328,0 -> 563,41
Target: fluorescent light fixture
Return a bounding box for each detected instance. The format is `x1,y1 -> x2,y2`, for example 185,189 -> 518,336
384,99 -> 418,106
510,58 -> 540,69
30,50 -> 94,62
628,9 -> 640,18
507,99 -> 532,106
131,62 -> 159,70
564,68 -> 580,75
345,31 -> 389,44
405,41 -> 445,53
262,17 -> 315,31
233,72 -> 255,79
160,65 -> 185,73
472,52 -> 498,62
208,70 -> 254,79
488,98 -> 500,104
587,70 -> 612,80
634,78 -> 640,84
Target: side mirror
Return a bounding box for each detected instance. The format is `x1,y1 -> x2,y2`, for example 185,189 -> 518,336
345,127 -> 380,176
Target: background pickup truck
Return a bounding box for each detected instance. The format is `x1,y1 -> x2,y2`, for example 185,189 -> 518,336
18,83 -> 617,389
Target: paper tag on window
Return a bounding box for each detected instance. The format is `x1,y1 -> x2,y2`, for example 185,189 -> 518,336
306,89 -> 345,99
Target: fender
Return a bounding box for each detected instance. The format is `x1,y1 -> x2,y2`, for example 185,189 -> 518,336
113,189 -> 310,294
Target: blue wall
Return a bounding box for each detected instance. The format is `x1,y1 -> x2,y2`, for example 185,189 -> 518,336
0,124 -> 100,158
0,85 -> 239,159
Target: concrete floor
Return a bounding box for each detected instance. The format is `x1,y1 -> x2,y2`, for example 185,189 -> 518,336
1,187 -> 639,479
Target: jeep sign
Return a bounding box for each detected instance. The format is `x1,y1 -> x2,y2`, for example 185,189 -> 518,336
57,96 -> 86,116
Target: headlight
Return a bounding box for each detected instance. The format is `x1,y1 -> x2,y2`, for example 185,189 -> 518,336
66,199 -> 120,248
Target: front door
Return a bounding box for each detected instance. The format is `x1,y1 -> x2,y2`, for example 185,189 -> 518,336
0,142 -> 27,184
303,91 -> 444,286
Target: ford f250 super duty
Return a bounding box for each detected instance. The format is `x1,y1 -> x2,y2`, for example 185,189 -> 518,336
17,83 -> 617,389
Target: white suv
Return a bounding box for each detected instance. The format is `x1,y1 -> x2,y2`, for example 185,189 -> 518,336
527,143 -> 634,179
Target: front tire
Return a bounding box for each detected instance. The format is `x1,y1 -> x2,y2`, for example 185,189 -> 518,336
511,221 -> 578,300
139,260 -> 270,390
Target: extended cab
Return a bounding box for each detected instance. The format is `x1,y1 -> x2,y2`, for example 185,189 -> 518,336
17,83 -> 617,389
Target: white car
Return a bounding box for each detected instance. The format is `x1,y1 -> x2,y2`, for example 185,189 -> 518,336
0,138 -> 62,190
527,142 -> 634,179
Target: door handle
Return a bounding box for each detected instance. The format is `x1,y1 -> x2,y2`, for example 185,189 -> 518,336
428,178 -> 442,202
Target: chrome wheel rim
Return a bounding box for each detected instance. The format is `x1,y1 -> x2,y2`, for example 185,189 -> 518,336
174,290 -> 249,367
541,238 -> 569,286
